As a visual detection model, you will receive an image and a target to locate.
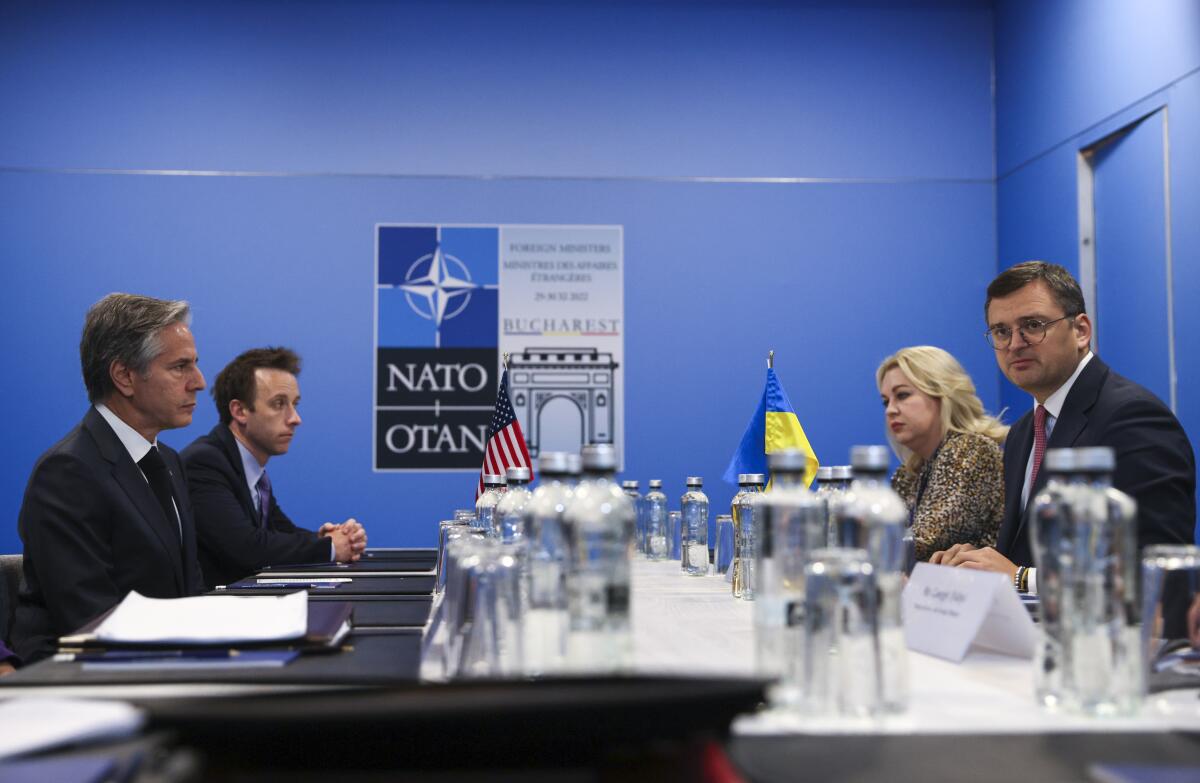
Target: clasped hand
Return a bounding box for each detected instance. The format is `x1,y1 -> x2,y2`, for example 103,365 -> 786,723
318,519 -> 368,562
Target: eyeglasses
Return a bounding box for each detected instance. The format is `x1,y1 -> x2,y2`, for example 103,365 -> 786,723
984,315 -> 1074,350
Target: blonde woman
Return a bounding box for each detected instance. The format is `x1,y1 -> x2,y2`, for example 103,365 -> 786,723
877,346 -> 1007,562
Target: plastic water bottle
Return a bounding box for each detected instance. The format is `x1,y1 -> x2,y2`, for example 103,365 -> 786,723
475,473 -> 507,535
522,451 -> 574,675
621,480 -> 643,556
754,449 -> 816,682
731,473 -> 765,599
816,465 -> 852,546
836,445 -> 909,714
494,467 -> 532,543
563,443 -> 636,671
644,479 -> 669,560
564,453 -> 582,489
1030,447 -> 1140,715
681,476 -> 710,576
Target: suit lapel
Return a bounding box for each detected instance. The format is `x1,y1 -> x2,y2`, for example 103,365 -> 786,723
1003,356 -> 1110,559
214,425 -> 258,521
1046,356 -> 1107,450
164,446 -> 196,581
84,407 -> 185,592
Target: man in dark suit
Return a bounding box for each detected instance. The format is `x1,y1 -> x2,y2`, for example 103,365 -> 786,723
12,294 -> 208,663
933,262 -> 1196,591
182,347 -> 366,589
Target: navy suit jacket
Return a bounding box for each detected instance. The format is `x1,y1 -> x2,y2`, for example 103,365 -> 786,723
12,407 -> 205,663
182,425 -> 329,590
997,355 -> 1196,567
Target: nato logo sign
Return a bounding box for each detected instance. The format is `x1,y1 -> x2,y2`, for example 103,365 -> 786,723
375,222 -> 625,471
375,225 -> 498,470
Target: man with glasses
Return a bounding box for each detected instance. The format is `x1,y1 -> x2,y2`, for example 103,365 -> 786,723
932,261 -> 1195,593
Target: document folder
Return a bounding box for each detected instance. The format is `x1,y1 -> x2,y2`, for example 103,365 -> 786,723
59,599 -> 353,654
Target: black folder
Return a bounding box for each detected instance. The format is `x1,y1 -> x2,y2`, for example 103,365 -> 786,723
3,632 -> 419,687
363,547 -> 437,565
221,575 -> 434,596
58,600 -> 354,653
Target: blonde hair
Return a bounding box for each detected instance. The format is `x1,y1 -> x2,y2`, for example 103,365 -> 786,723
876,346 -> 1008,471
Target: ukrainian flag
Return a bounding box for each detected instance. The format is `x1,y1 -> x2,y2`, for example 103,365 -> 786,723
723,366 -> 819,488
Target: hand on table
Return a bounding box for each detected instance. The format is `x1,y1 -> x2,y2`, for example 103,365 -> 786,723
930,543 -> 976,565
321,519 -> 367,562
932,544 -> 1017,580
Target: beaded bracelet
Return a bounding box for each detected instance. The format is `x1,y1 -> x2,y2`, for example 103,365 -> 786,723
1013,565 -> 1026,593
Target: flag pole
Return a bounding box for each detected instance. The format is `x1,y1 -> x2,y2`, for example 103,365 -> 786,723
502,352 -> 510,371
767,350 -> 774,369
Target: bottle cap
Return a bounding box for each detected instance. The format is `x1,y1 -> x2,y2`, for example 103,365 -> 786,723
648,479 -> 663,489
850,445 -> 890,472
830,465 -> 854,481
538,451 -> 570,474
1074,446 -> 1115,472
816,466 -> 833,481
621,480 -> 640,490
686,476 -> 703,487
482,473 -> 506,487
738,473 -> 766,485
565,453 -> 582,475
768,449 -> 808,472
505,466 -> 531,483
1043,448 -> 1075,473
581,443 -> 617,471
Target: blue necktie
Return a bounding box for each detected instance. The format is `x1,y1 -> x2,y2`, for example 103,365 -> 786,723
255,471 -> 272,527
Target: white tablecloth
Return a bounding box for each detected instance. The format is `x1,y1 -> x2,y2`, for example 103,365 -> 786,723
629,558 -> 1200,736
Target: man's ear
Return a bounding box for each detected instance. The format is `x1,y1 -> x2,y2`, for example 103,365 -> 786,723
109,360 -> 137,398
1073,313 -> 1093,351
229,399 -> 251,426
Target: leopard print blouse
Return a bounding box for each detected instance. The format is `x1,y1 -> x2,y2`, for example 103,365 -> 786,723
891,430 -> 1004,562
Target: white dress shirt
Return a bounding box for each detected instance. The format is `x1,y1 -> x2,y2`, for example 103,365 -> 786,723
94,403 -> 181,538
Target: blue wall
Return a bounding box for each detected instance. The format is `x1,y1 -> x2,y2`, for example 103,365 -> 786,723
0,0 -> 998,551
994,0 -> 1200,509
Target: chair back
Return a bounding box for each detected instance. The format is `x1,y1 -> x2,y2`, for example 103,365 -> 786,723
0,554 -> 21,645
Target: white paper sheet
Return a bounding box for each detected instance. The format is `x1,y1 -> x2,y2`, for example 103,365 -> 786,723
91,590 -> 308,645
0,698 -> 144,760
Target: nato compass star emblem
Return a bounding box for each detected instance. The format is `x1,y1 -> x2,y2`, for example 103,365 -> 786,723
399,246 -> 479,345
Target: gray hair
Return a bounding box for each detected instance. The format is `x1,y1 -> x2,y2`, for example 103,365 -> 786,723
80,293 -> 192,402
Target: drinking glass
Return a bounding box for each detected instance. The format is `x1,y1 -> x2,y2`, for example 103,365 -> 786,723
714,514 -> 735,576
1142,544 -> 1200,717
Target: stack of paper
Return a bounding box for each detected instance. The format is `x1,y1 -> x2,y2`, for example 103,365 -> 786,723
81,590 -> 308,646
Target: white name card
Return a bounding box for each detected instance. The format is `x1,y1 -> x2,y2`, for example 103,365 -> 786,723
902,562 -> 1036,662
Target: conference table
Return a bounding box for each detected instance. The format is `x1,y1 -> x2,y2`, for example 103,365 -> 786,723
1,552 -> 1198,781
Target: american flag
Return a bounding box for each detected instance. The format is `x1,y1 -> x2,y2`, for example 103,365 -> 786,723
477,368 -> 533,498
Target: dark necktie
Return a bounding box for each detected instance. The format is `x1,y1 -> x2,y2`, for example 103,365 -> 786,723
1028,404 -> 1048,499
138,446 -> 179,538
256,470 -> 272,527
